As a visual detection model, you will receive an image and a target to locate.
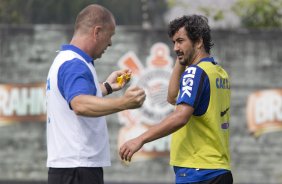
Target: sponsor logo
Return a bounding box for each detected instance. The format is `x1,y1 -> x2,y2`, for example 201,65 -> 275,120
46,79 -> 50,91
117,43 -> 174,161
221,122 -> 229,129
0,83 -> 46,124
220,107 -> 230,117
246,89 -> 282,137
181,67 -> 196,98
216,78 -> 230,89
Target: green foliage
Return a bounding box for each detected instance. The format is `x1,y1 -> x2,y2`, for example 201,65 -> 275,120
166,0 -> 176,8
166,0 -> 188,9
0,0 -> 167,26
213,10 -> 224,21
198,6 -> 224,21
0,0 -> 98,24
232,0 -> 282,28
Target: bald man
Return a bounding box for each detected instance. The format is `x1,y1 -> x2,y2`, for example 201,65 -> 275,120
46,4 -> 146,184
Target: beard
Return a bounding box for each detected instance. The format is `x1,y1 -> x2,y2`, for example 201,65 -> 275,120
178,47 -> 196,66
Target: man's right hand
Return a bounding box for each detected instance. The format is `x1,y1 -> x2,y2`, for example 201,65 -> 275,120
123,86 -> 146,109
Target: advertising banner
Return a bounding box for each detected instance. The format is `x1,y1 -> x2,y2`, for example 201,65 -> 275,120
0,83 -> 46,124
246,89 -> 282,137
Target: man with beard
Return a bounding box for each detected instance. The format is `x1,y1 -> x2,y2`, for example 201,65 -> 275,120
119,15 -> 233,184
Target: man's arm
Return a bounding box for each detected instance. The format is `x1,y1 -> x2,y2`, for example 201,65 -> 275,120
71,86 -> 145,117
119,103 -> 194,161
167,59 -> 186,105
58,59 -> 142,116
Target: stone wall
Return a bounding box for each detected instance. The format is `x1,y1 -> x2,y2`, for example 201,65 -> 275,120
0,25 -> 282,184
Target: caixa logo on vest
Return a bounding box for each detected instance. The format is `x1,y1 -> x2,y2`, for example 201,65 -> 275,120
0,83 -> 46,125
118,43 -> 174,161
246,89 -> 282,137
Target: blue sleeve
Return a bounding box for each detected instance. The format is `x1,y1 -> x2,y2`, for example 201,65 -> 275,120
176,65 -> 210,116
58,59 -> 97,106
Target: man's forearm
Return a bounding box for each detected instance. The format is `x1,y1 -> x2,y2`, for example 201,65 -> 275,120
140,106 -> 191,144
71,95 -> 126,117
167,60 -> 185,104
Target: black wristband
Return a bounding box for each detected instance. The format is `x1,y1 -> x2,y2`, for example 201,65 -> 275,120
103,82 -> 113,95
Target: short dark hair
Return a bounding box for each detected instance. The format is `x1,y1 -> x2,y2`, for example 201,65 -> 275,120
168,15 -> 213,54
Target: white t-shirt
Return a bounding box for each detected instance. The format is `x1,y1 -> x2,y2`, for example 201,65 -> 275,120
46,44 -> 110,168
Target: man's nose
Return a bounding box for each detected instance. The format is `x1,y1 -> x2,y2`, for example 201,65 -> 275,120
173,43 -> 179,52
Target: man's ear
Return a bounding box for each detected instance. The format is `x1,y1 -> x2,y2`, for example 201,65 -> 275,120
93,25 -> 102,40
196,38 -> 204,49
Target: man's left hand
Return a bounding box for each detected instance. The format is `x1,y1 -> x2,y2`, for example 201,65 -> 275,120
119,137 -> 143,162
106,69 -> 132,91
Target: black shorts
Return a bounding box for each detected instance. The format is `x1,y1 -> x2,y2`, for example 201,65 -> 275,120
48,167 -> 104,184
190,171 -> 233,184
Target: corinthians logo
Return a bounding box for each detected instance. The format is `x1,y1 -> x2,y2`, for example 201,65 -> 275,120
117,43 -> 174,161
138,69 -> 173,124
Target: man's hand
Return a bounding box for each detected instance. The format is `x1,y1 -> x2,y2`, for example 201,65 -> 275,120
119,137 -> 144,162
122,86 -> 146,109
106,69 -> 132,91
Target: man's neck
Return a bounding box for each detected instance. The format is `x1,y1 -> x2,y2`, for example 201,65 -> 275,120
191,52 -> 210,66
70,35 -> 93,58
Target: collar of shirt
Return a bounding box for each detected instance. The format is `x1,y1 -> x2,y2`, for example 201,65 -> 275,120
61,44 -> 94,66
199,57 -> 217,65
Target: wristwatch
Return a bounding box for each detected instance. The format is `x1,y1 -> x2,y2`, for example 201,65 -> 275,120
103,81 -> 113,95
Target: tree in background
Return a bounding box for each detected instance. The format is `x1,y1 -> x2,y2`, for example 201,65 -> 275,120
166,0 -> 282,29
2,0 -> 281,29
167,0 -> 225,22
165,0 -> 240,29
232,0 -> 282,28
0,0 -> 167,27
